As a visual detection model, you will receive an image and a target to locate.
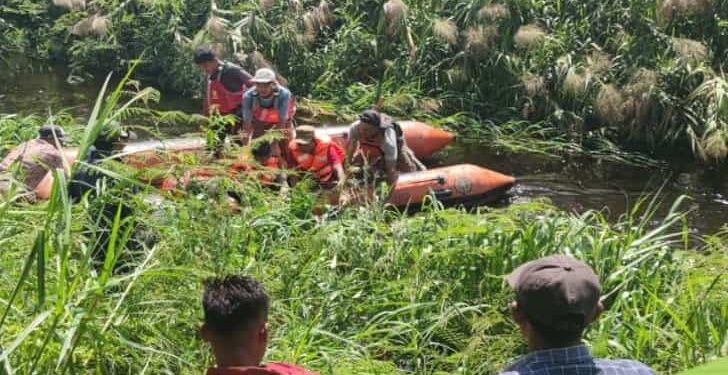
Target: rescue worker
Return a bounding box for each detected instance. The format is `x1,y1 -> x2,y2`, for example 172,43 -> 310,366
193,46 -> 253,156
0,125 -> 67,199
241,68 -> 296,157
345,110 -> 425,186
235,141 -> 288,190
201,275 -> 321,375
287,125 -> 345,190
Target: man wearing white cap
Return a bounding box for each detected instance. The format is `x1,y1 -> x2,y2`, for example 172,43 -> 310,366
241,68 -> 296,157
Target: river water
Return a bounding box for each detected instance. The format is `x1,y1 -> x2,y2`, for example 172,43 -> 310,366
1,66 -> 726,235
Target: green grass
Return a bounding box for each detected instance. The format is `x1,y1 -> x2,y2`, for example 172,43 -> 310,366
675,359 -> 728,375
1,71 -> 727,374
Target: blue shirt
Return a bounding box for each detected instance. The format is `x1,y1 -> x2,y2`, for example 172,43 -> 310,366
500,345 -> 656,375
241,86 -> 291,124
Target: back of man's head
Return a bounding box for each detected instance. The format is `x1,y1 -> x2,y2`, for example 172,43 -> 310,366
38,125 -> 65,143
194,46 -> 217,64
507,255 -> 602,348
252,142 -> 273,160
203,275 -> 270,338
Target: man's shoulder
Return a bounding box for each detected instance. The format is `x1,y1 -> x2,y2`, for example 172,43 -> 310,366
497,358 -> 657,375
594,358 -> 657,374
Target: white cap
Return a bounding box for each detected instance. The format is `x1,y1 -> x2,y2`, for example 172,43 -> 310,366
251,68 -> 276,83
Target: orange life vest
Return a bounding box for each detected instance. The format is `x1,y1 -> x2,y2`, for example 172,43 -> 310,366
251,85 -> 296,126
355,121 -> 405,169
231,156 -> 281,185
204,63 -> 249,115
288,135 -> 342,184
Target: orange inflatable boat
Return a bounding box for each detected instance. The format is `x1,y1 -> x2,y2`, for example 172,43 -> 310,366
157,162 -> 515,208
385,164 -> 515,207
119,120 -> 454,169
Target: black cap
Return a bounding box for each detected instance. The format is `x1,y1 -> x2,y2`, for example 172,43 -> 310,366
193,46 -> 217,64
508,255 -> 601,332
359,110 -> 381,128
38,125 -> 65,140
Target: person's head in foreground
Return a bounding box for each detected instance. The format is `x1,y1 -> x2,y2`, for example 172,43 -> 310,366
201,275 -> 319,375
252,142 -> 273,164
250,68 -> 277,97
293,125 -> 316,153
38,125 -> 65,147
194,46 -> 220,75
501,255 -> 656,374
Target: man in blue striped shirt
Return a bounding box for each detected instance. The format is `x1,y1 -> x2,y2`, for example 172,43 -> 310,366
500,255 -> 657,375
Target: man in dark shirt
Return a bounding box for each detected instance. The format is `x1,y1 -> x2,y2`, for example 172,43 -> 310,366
194,47 -> 253,156
500,255 -> 657,375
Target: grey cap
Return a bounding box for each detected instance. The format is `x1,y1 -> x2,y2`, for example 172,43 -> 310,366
508,255 -> 601,331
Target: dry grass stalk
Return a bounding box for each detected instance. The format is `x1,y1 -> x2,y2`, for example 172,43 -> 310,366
418,98 -> 442,114
703,130 -> 728,161
303,11 -> 319,43
260,0 -> 276,11
587,50 -> 613,75
71,14 -> 109,37
316,0 -> 334,28
447,67 -> 467,86
90,14 -> 111,36
383,0 -> 408,36
672,37 -> 709,64
250,51 -> 271,70
288,0 -> 303,13
464,25 -> 498,58
562,69 -> 588,96
514,24 -> 545,50
659,0 -> 713,24
522,74 -> 546,98
478,3 -> 510,21
206,15 -> 229,41
624,69 -> 659,123
595,84 -> 628,126
53,0 -> 86,10
433,19 -> 458,46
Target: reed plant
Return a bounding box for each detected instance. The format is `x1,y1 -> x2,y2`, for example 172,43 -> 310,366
0,77 -> 726,373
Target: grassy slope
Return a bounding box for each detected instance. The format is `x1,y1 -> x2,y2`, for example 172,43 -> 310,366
0,177 -> 726,373
2,0 -> 728,162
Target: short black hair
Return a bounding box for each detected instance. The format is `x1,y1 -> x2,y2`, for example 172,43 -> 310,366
203,275 -> 270,335
193,46 -> 217,64
525,311 -> 585,348
252,142 -> 272,159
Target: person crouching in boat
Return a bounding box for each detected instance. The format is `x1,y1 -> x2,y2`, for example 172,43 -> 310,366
193,46 -> 252,157
345,110 -> 425,186
245,142 -> 288,193
0,125 -> 68,201
287,125 -> 346,191
241,68 -> 296,158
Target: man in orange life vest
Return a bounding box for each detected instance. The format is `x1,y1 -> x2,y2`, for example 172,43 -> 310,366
287,125 -> 345,190
194,47 -> 252,156
241,68 -> 296,157
345,110 -> 425,186
201,275 -> 320,375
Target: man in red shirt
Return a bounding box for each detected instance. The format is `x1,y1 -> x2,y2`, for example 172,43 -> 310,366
287,125 -> 345,190
202,275 -> 320,375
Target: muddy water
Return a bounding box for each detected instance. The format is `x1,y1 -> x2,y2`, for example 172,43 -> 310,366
1,67 -> 726,234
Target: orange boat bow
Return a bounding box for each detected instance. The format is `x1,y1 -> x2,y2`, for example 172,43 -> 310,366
387,164 -> 515,207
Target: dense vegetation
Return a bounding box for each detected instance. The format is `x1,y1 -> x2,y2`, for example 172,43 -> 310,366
1,0 -> 727,162
0,79 -> 727,374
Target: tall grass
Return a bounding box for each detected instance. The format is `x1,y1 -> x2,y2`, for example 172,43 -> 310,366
1,97 -> 726,374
